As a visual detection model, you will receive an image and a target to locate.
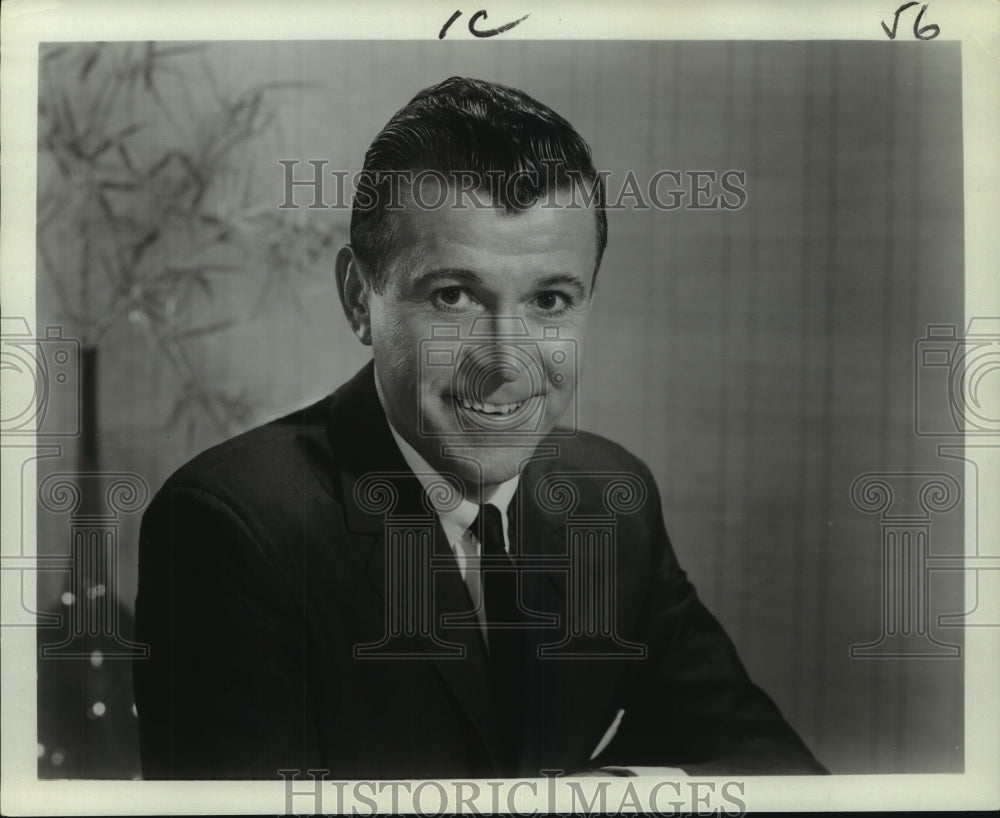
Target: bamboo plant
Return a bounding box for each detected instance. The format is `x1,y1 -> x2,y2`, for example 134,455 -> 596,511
37,42 -> 342,482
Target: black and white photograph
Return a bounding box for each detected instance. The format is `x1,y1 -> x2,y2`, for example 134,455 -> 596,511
1,1 -> 998,814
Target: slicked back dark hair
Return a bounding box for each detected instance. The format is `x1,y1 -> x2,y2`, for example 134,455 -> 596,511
350,76 -> 608,291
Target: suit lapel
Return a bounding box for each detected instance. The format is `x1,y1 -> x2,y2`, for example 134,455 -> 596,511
323,365 -> 626,772
425,523 -> 501,761
327,363 -> 503,770
516,451 -> 568,602
514,455 -> 641,770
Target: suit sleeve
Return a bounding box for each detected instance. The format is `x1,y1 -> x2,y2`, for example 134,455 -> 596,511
133,485 -> 321,779
601,463 -> 828,775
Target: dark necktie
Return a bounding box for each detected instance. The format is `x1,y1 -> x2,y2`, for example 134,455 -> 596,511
473,503 -> 523,771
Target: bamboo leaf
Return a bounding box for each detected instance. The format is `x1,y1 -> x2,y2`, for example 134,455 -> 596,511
79,48 -> 101,81
96,191 -> 116,222
253,80 -> 316,93
99,178 -> 142,192
172,318 -> 238,341
164,263 -> 242,280
86,138 -> 113,160
42,45 -> 70,62
149,44 -> 205,60
143,42 -> 154,89
113,122 -> 144,143
57,91 -> 78,145
131,228 -> 161,264
162,394 -> 189,431
116,143 -> 137,175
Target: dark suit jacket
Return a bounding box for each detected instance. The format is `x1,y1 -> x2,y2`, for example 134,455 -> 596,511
133,362 -> 825,779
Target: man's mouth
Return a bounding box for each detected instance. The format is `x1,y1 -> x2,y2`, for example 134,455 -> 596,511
445,391 -> 546,432
455,396 -> 527,416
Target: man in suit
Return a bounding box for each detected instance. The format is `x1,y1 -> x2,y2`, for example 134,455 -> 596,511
133,77 -> 825,779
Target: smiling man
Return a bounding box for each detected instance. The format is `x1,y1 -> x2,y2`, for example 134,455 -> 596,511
134,77 -> 825,779
339,167 -> 596,494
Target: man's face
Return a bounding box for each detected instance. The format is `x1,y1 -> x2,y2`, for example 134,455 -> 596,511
358,188 -> 597,493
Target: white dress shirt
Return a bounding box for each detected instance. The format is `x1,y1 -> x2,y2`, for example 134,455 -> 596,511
386,424 -> 683,776
373,370 -> 683,775
384,421 -> 519,635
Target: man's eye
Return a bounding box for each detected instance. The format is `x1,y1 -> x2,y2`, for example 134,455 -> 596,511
432,287 -> 475,311
535,291 -> 569,312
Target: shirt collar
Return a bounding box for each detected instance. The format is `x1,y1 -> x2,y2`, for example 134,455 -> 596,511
375,365 -> 520,543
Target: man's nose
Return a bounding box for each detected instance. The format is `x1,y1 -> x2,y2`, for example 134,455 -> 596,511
465,315 -> 533,389
481,353 -> 523,388
466,343 -> 528,393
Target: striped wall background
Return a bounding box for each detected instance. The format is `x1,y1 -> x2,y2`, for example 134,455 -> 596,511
37,40 -> 965,775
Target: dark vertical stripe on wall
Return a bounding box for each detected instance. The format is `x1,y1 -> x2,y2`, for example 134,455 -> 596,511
907,54 -> 924,452
885,43 -> 906,774
642,43 -> 658,452
883,45 -> 908,772
879,48 -> 897,510
791,42 -> 816,722
896,42 -> 925,770
813,46 -> 846,741
713,42 -> 736,615
664,45 -> 683,513
814,41 -> 841,749
737,45 -> 762,646
870,43 -> 897,771
567,45 -> 581,154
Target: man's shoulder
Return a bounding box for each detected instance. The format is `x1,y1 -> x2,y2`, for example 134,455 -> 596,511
545,429 -> 653,477
161,395 -> 334,504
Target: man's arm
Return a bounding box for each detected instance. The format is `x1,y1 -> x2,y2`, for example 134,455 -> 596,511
133,485 -> 320,779
598,463 -> 827,775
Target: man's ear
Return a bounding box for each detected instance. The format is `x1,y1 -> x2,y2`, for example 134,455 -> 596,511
335,245 -> 373,346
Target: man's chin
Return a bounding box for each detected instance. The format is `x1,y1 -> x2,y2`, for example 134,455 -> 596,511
451,460 -> 525,498
420,428 -> 551,454
414,431 -> 545,485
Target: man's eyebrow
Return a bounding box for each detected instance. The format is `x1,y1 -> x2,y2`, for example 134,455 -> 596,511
533,273 -> 588,297
412,268 -> 483,288
411,268 -> 589,297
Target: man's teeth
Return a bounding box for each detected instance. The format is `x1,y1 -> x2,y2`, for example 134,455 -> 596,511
458,397 -> 526,415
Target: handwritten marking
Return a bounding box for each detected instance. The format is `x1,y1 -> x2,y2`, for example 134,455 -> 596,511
439,8 -> 531,39
439,10 -> 463,39
882,2 -> 940,40
469,10 -> 531,38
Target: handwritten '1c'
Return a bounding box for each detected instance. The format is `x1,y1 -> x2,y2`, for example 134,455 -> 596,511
439,9 -> 531,39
